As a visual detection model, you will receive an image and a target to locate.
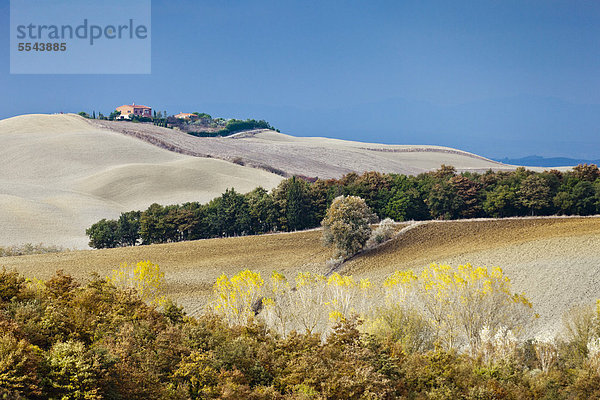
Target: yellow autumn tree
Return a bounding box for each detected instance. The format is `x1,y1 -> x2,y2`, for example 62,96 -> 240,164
210,269 -> 265,325
108,260 -> 166,306
384,263 -> 535,351
325,273 -> 372,323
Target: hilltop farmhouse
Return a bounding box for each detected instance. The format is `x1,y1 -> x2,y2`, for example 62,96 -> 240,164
116,103 -> 152,119
174,112 -> 197,120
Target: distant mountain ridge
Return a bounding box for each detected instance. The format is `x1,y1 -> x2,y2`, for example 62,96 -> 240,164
494,155 -> 600,168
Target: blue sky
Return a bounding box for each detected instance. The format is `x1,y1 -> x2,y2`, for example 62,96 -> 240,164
1,0 -> 599,158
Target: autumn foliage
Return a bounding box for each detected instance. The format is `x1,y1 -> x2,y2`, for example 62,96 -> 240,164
1,265 -> 600,398
210,264 -> 536,353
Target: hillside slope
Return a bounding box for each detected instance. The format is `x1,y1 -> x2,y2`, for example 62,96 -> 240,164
0,114 -> 283,248
89,119 -> 518,178
2,216 -> 599,338
344,216 -> 600,339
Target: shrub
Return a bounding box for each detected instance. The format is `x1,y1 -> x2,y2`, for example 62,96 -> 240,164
108,261 -> 166,306
366,217 -> 396,248
562,304 -> 598,364
383,264 -> 536,352
0,268 -> 26,302
46,340 -> 111,399
363,304 -> 436,353
232,157 -> 245,166
321,195 -> 377,257
0,333 -> 43,397
0,268 -> 586,398
0,243 -> 67,257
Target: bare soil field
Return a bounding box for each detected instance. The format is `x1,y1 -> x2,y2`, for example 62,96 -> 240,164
89,119 -> 522,178
0,230 -> 333,316
0,114 -> 283,248
344,216 -> 600,338
1,216 -> 599,338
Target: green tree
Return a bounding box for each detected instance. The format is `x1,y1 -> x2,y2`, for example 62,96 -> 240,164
384,175 -> 429,221
218,188 -> 251,236
345,172 -> 393,216
117,211 -> 141,246
285,177 -> 312,231
86,219 -> 119,249
571,180 -> 596,215
203,189 -> 251,237
427,180 -> 460,219
483,184 -> 518,217
273,177 -> 315,231
140,204 -> 178,244
553,191 -> 573,215
176,202 -> 206,241
518,175 -> 551,215
322,195 -> 377,257
246,187 -> 277,234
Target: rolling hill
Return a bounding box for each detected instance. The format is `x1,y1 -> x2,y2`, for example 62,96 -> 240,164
0,114 -> 284,248
2,216 -> 599,338
89,118 -> 518,178
0,113 -> 567,249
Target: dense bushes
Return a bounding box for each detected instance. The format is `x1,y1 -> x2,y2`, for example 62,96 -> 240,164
210,265 -> 536,352
177,117 -> 277,137
87,165 -> 600,248
3,267 -> 600,398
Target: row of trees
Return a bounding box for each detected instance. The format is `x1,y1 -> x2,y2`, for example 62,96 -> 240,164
173,117 -> 279,137
87,164 -> 600,248
87,177 -> 322,248
3,266 -> 600,398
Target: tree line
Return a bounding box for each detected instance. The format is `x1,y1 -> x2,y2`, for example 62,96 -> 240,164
87,164 -> 600,248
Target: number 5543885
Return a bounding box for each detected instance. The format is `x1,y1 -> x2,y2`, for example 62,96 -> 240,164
18,43 -> 67,51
